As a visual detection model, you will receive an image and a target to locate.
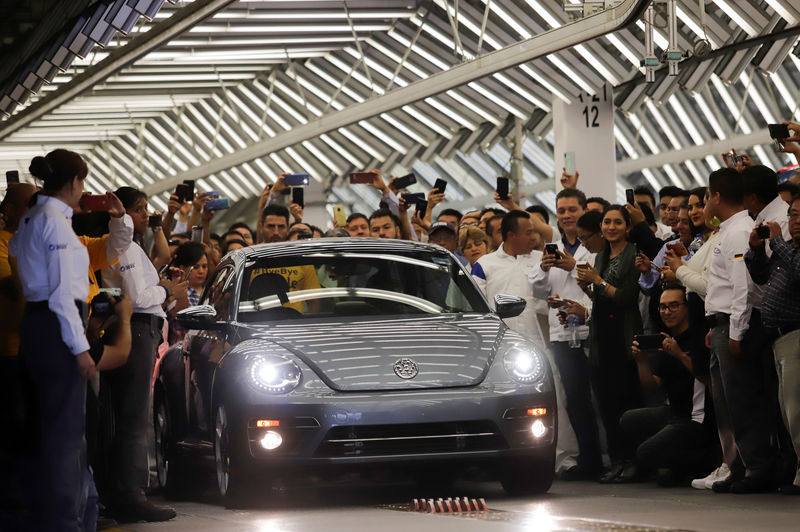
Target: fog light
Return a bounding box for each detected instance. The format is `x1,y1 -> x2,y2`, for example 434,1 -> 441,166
260,430 -> 283,450
531,419 -> 546,438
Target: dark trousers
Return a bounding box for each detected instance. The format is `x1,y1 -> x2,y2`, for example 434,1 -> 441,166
591,358 -> 643,462
104,317 -> 161,504
551,341 -> 602,470
19,308 -> 93,532
710,313 -> 774,478
621,406 -> 718,476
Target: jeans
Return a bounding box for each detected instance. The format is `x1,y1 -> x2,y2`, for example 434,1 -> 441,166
105,317 -> 161,504
551,341 -> 602,471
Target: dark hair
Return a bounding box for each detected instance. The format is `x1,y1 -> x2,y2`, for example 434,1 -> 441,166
708,167 -> 744,205
309,225 -> 323,238
172,241 -> 206,268
603,204 -> 632,227
633,186 -> 655,206
741,165 -> 778,206
222,238 -> 247,255
556,187 -> 587,209
672,189 -> 690,199
368,208 -> 400,228
114,186 -> 147,210
659,185 -> 682,199
29,149 -> 88,193
660,283 -> 688,302
586,196 -> 611,210
689,186 -> 707,204
210,233 -> 221,243
778,182 -> 800,199
438,208 -> 462,223
480,207 -> 506,218
525,205 -> 550,224
577,210 -> 603,232
262,203 -> 290,223
501,210 -> 530,241
228,222 -> 254,240
485,214 -> 504,236
346,212 -> 368,224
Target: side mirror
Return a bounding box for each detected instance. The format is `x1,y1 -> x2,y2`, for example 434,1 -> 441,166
494,294 -> 526,319
176,304 -> 223,330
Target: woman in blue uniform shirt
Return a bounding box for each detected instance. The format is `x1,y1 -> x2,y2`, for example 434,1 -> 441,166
10,149 -> 95,531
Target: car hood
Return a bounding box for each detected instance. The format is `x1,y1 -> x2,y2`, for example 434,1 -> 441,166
242,315 -> 506,391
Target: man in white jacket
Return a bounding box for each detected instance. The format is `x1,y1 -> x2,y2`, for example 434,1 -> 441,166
472,209 -> 580,473
530,188 -> 603,480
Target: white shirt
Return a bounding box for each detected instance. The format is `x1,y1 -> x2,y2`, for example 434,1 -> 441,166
705,210 -> 754,341
675,231 -> 720,299
529,240 -> 594,342
471,245 -> 544,345
103,216 -> 167,317
751,195 -> 791,309
9,196 -> 90,355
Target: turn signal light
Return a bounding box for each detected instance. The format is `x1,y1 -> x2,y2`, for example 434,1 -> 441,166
526,408 -> 547,416
256,419 -> 280,427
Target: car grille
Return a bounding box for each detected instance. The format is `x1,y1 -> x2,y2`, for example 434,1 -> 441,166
314,421 -> 508,458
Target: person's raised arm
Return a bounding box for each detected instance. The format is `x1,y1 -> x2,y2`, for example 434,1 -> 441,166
150,215 -> 171,271
162,193 -> 181,239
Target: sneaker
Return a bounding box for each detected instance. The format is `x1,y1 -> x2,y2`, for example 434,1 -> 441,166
691,463 -> 730,490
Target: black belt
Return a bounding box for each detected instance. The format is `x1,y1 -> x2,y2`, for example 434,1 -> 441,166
131,312 -> 165,330
705,313 -> 730,328
27,299 -> 89,328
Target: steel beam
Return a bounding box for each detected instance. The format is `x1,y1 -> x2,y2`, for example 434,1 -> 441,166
143,0 -> 652,196
617,128 -> 770,175
0,0 -> 238,141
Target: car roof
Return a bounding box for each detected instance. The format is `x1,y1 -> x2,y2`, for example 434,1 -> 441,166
226,238 -> 452,263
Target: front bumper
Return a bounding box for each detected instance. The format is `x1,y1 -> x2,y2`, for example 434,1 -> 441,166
227,386 -> 556,466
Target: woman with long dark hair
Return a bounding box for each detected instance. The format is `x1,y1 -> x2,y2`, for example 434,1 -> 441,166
100,186 -> 182,523
576,205 -> 644,483
10,149 -> 96,530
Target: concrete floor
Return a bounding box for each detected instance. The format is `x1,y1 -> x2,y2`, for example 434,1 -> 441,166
117,479 -> 800,532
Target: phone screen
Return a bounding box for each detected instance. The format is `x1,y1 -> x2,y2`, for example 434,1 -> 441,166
497,177 -> 509,200
564,152 -> 576,175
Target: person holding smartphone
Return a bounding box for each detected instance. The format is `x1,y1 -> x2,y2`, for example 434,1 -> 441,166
575,205 -> 644,483
100,186 -> 184,523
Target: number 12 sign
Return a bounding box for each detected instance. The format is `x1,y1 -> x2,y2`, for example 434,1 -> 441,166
552,83 -> 616,199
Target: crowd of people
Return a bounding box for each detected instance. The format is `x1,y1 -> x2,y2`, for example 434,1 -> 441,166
1,120 -> 800,531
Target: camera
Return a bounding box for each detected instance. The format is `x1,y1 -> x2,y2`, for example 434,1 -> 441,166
91,291 -> 117,317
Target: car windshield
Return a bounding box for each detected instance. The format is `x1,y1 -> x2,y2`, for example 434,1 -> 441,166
236,250 -> 489,321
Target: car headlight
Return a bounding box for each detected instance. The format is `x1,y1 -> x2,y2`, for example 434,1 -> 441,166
248,355 -> 301,394
503,345 -> 546,384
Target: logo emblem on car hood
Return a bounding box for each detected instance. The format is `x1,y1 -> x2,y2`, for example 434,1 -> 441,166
393,358 -> 419,379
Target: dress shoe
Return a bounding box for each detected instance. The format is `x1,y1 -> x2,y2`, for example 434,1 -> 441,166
729,476 -> 773,494
778,484 -> 800,495
109,500 -> 176,523
598,462 -> 625,483
612,462 -> 640,484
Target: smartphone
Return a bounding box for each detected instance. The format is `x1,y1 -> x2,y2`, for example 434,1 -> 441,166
756,225 -> 771,239
83,194 -> 112,211
392,172 -> 417,190
333,204 -> 347,227
636,334 -> 665,351
768,123 -> 790,139
625,188 -> 635,205
550,297 -> 571,309
175,183 -> 191,203
634,242 -> 640,256
433,178 -> 448,194
292,187 -> 304,207
350,172 -> 376,184
183,180 -> 195,200
415,199 -> 428,216
205,198 -> 230,211
148,213 -> 162,228
497,177 -> 509,200
191,225 -> 203,243
284,173 -> 310,187
203,190 -> 220,199
5,170 -> 19,184
544,243 -> 559,255
401,192 -> 425,205
564,151 -> 576,175
666,242 -> 688,257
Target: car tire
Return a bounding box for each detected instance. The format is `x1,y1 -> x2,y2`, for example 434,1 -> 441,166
500,451 -> 555,496
153,395 -> 188,499
214,404 -> 252,507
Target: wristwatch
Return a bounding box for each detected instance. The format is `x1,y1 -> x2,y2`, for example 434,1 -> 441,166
596,280 -> 607,290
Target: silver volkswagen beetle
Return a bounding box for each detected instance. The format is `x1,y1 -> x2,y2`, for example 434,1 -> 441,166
153,238 -> 556,504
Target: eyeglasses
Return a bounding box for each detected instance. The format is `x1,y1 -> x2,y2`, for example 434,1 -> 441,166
658,302 -> 683,312
577,232 -> 597,243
